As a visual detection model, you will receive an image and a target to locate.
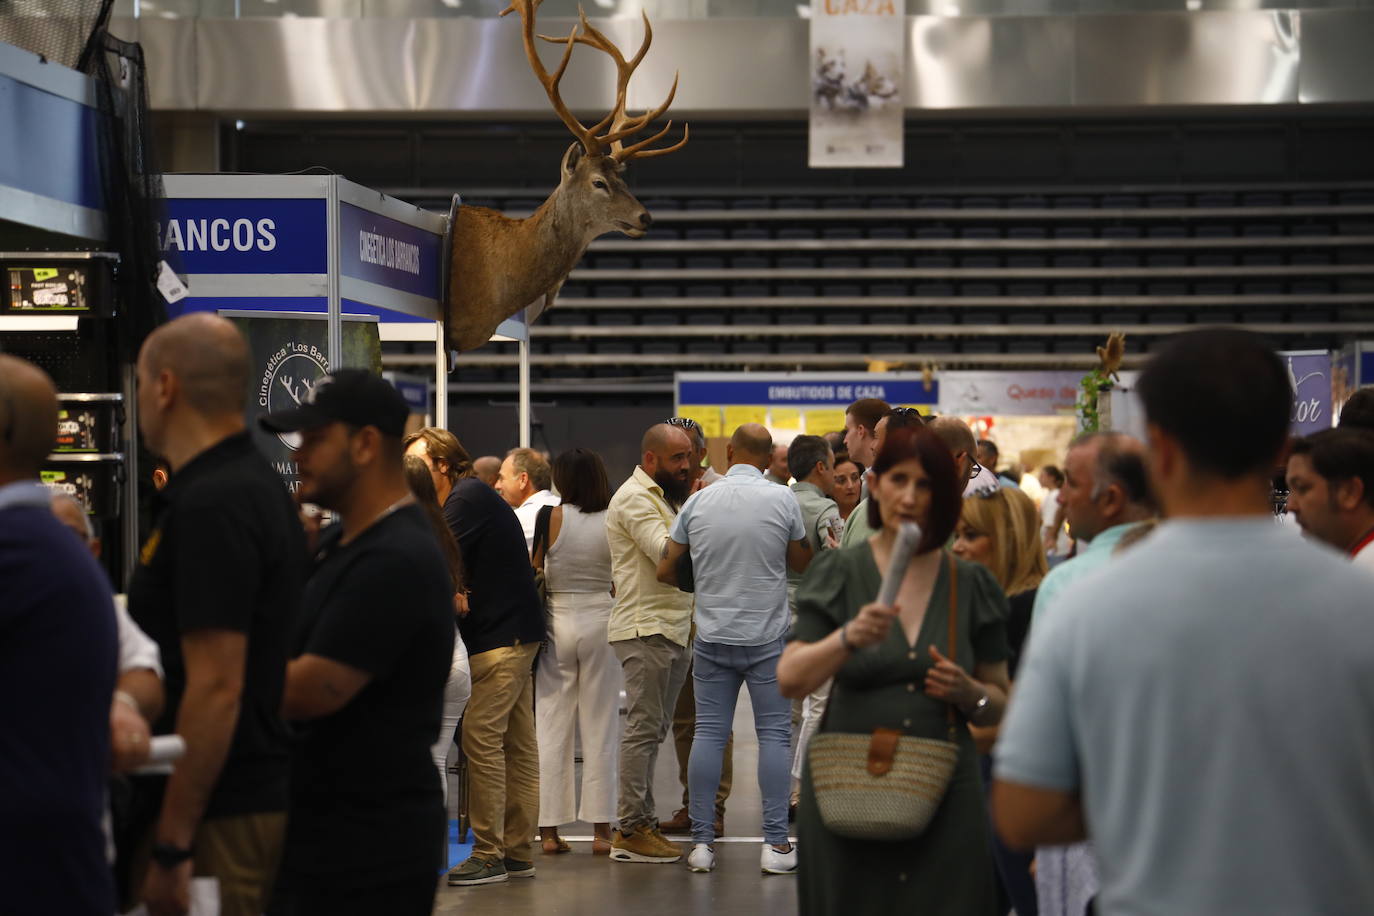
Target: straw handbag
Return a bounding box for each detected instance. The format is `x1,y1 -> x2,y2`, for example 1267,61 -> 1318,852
807,554 -> 962,842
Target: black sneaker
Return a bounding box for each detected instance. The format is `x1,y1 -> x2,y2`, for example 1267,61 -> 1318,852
503,858 -> 536,879
447,856 -> 508,886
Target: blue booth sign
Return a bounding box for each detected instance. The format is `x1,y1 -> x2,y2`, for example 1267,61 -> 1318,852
160,198 -> 328,275
678,375 -> 937,407
339,202 -> 441,300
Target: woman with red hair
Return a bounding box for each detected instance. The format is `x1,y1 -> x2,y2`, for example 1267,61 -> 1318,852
778,426 -> 1012,916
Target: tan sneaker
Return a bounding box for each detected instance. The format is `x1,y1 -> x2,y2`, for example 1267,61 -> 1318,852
649,827 -> 683,859
610,825 -> 681,864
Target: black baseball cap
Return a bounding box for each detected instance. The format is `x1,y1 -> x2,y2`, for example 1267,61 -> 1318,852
259,369 -> 409,438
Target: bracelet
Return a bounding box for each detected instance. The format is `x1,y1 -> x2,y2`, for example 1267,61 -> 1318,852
113,690 -> 140,713
966,691 -> 990,722
838,624 -> 853,652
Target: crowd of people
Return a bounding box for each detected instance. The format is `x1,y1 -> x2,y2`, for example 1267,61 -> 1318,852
5,318 -> 1374,916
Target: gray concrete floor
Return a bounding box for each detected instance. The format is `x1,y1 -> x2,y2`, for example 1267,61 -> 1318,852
434,691 -> 800,915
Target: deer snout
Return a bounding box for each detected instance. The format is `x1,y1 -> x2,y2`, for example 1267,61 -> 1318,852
638,210 -> 652,228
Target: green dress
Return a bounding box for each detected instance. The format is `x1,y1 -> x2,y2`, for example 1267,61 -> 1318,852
792,544 -> 1010,916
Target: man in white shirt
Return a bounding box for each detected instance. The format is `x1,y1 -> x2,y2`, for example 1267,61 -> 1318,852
50,492 -> 164,765
606,423 -> 696,865
1285,427 -> 1374,572
497,447 -> 560,552
657,423 -> 812,876
993,328 -> 1374,916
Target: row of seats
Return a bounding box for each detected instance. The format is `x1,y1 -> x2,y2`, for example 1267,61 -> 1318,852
452,329 -> 1360,381
428,187 -> 1374,214
557,280 -> 1368,300
582,223 -> 1373,243
535,307 -> 1368,330
579,251 -> 1364,270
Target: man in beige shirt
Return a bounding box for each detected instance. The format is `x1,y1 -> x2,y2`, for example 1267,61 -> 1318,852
605,423 -> 695,864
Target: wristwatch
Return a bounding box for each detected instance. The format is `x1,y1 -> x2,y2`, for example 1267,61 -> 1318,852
150,842 -> 195,869
968,693 -> 990,719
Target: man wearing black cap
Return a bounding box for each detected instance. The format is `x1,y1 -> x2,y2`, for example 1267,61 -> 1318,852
263,370 -> 454,915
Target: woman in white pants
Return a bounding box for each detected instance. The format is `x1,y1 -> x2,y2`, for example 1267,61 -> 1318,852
432,630 -> 471,807
533,448 -> 621,855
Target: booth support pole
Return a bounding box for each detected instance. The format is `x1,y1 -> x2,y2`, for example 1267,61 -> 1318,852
325,177 -> 342,370
435,331 -> 448,430
518,338 -> 531,448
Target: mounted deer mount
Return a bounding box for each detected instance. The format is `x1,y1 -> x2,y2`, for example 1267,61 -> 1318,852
442,0 -> 688,359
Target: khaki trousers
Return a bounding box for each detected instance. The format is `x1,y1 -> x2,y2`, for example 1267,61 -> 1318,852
130,811 -> 286,916
462,642 -> 541,864
612,634 -> 689,831
672,661 -> 733,815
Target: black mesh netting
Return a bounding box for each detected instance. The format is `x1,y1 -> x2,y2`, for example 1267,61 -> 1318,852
0,0 -> 111,71
85,29 -> 168,348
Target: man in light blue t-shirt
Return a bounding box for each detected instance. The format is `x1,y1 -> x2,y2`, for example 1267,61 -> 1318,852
993,329 -> 1374,916
658,423 -> 811,876
1023,430 -> 1155,916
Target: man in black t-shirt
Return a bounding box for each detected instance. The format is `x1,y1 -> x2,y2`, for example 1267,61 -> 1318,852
264,370 -> 453,916
404,427 -> 544,886
128,314 -> 306,916
0,355 -> 118,915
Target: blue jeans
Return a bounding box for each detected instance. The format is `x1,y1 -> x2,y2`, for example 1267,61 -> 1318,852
688,636 -> 791,846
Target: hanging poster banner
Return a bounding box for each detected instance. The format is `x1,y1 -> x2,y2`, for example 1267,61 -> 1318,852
228,312 -> 382,490
809,0 -> 905,169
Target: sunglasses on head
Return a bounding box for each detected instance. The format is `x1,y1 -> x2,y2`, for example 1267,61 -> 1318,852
665,416 -> 703,435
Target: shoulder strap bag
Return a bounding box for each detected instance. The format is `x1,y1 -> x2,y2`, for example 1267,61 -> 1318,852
530,504 -> 555,622
806,553 -> 962,842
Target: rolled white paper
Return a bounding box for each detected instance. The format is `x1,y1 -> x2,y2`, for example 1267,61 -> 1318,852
132,734 -> 188,775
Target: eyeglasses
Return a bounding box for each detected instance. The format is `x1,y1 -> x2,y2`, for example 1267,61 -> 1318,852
665,416 -> 703,436
965,455 -> 983,481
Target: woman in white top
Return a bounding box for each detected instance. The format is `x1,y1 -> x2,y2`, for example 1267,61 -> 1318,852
1037,465 -> 1073,561
533,448 -> 621,856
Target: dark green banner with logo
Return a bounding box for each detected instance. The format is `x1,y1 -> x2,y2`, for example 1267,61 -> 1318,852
228,313 -> 382,490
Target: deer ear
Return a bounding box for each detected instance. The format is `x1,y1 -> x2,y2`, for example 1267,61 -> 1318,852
561,142 -> 583,179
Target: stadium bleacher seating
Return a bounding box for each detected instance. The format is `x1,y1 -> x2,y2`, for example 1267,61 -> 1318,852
399,182 -> 1374,387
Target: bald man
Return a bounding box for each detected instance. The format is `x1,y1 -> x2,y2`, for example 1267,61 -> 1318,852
1,355 -> 119,915
605,423 -> 696,864
656,424 -> 812,874
128,314 -> 307,916
474,455 -> 502,489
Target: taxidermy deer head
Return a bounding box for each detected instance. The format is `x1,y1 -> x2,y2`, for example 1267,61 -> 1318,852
443,0 -> 688,358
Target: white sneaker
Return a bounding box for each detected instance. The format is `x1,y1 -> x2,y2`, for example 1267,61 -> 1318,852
687,843 -> 716,873
761,843 -> 797,875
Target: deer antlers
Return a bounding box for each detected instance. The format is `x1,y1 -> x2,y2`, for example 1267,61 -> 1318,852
499,0 -> 689,163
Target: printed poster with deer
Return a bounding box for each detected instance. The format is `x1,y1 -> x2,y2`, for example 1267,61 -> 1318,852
810,0 -> 905,168
228,314 -> 382,489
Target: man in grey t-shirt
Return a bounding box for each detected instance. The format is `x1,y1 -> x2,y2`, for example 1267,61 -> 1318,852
993,329 -> 1374,915
785,435 -> 841,612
